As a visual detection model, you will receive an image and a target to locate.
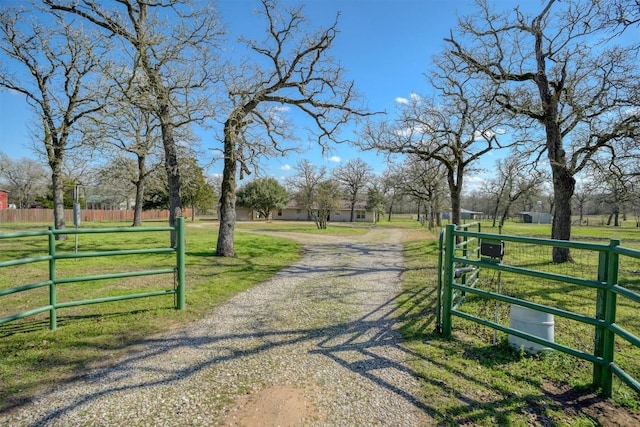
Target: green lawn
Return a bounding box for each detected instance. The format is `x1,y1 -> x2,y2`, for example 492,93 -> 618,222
0,220 -> 303,408
1,217 -> 639,423
399,218 -> 640,425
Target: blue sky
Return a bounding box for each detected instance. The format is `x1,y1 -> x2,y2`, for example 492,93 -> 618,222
0,0 -> 502,186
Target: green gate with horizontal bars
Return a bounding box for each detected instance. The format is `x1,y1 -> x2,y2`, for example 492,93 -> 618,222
0,218 -> 185,331
438,222 -> 640,398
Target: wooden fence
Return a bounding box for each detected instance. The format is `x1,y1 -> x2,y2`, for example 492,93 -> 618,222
0,208 -> 193,224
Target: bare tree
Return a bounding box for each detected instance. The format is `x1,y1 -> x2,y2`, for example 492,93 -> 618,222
0,152 -> 48,208
390,157 -> 447,229
72,28 -> 159,220
572,180 -> 592,225
445,0 -> 640,262
380,168 -> 403,222
332,158 -> 373,222
365,180 -> 385,224
591,158 -> 635,227
91,158 -> 135,209
47,0 -> 223,245
361,50 -> 507,227
485,154 -> 546,227
287,159 -> 326,221
181,156 -> 216,222
0,6 -> 106,237
215,0 -> 372,256
286,159 -> 341,229
312,180 -> 341,230
86,100 -> 163,225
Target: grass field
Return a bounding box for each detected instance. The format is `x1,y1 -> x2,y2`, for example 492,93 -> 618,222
1,217 -> 639,424
0,220 -> 305,409
398,218 -> 640,424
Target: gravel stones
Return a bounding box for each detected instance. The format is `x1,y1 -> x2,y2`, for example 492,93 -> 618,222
1,227 -> 432,426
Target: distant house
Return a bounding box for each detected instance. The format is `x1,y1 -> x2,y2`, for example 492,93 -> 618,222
235,206 -> 262,221
519,211 -> 552,224
0,189 -> 8,210
236,199 -> 374,222
275,199 -> 373,222
442,208 -> 483,221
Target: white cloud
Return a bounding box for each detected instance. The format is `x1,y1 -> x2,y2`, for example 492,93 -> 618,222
327,155 -> 341,163
393,122 -> 434,138
473,129 -> 495,140
473,127 -> 508,141
395,93 -> 421,104
462,175 -> 487,195
280,164 -> 292,171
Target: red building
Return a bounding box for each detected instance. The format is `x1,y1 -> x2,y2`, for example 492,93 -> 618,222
0,190 -> 7,210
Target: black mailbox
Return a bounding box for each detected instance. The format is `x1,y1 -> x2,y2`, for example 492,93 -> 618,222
481,239 -> 504,259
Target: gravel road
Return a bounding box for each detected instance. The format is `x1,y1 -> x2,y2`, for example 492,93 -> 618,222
1,226 -> 433,426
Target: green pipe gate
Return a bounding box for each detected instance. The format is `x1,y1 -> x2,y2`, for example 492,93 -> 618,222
438,222 -> 640,398
0,218 -> 186,331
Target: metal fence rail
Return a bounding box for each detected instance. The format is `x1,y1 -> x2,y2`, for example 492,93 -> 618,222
439,223 -> 640,398
0,217 -> 185,330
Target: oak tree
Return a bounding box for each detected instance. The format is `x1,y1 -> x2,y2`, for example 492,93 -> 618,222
47,0 -> 223,245
215,0 -> 371,256
445,0 -> 640,261
0,6 -> 106,237
332,158 -> 373,222
236,177 -> 288,221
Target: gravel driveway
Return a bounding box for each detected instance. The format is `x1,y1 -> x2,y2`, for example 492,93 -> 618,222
1,226 -> 433,426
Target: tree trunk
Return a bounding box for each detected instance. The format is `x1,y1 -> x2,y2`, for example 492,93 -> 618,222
532,22 -> 575,263
550,164 -> 575,263
132,154 -> 146,227
319,212 -> 327,229
499,207 -> 509,227
579,203 -> 584,224
545,113 -> 574,262
349,200 -> 355,222
447,170 -> 462,226
217,132 -> 237,257
51,162 -> 67,240
492,198 -> 500,227
161,120 -> 182,247
500,197 -> 516,227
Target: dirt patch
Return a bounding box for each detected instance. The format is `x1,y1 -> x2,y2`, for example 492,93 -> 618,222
542,382 -> 640,426
221,385 -> 321,426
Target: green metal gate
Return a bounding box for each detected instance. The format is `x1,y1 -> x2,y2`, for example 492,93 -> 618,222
0,218 -> 186,331
438,223 -> 640,398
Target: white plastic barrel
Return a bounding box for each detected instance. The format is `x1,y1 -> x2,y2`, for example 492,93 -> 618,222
508,304 -> 554,354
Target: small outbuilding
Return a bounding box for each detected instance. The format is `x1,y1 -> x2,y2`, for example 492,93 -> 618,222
442,208 -> 484,221
519,211 -> 552,224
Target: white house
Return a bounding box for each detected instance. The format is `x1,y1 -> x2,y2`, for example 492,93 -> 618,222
237,199 -> 375,223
